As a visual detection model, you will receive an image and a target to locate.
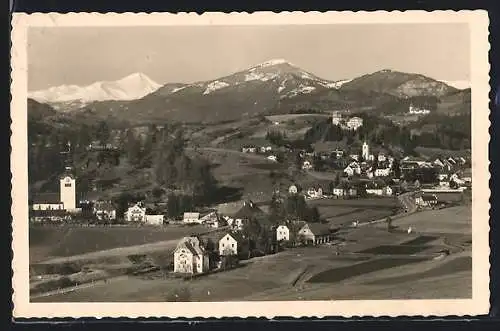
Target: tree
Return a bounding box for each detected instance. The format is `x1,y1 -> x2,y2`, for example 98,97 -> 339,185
307,206 -> 320,223
125,130 -> 142,165
166,194 -> 180,217
334,173 -> 341,187
328,181 -> 335,195
96,121 -> 111,143
392,158 -> 401,179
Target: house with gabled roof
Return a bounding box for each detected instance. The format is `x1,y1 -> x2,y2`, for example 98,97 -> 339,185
183,212 -> 201,224
218,232 -> 245,256
93,200 -> 116,221
297,223 -> 332,245
230,201 -> 270,230
276,224 -> 290,242
125,202 -> 146,223
173,236 -> 210,275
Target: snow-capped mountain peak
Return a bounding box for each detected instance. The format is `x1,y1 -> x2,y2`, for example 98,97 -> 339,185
28,72 -> 162,103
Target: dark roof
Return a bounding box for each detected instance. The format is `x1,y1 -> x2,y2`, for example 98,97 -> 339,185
305,223 -> 331,236
31,193 -> 61,204
233,202 -> 266,220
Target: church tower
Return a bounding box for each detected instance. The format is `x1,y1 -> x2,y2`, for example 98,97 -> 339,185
362,141 -> 370,160
59,141 -> 76,211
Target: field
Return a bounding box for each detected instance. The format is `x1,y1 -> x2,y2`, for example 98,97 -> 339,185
31,205 -> 472,302
308,198 -> 398,227
29,224 -> 209,263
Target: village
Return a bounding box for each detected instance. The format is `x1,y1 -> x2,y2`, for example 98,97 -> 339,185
29,120 -> 472,279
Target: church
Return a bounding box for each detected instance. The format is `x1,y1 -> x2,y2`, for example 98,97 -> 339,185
30,142 -> 79,221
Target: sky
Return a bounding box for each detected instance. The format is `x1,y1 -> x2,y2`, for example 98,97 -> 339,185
28,24 -> 470,91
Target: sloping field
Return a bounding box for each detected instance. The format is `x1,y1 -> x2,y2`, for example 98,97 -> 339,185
308,198 -> 398,226
379,206 -> 471,235
29,225 -> 208,263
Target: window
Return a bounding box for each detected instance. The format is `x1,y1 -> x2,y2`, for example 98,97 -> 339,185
65,183 -> 72,187
222,243 -> 225,248
231,244 -> 234,248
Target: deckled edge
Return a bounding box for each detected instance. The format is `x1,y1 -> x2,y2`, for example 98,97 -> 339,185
10,10 -> 491,319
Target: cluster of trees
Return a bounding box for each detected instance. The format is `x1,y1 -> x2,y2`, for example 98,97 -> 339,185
268,193 -> 321,224
265,130 -> 287,146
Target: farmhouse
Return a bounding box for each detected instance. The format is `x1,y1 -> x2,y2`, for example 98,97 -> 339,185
219,233 -> 242,256
200,211 -> 220,228
173,236 -> 210,275
125,203 -> 146,223
288,184 -> 299,195
298,223 -> 332,245
267,155 -> 277,162
276,224 -> 290,241
183,212 -> 201,224
93,200 -> 116,221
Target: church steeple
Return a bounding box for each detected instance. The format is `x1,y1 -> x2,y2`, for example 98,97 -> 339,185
60,141 -> 74,175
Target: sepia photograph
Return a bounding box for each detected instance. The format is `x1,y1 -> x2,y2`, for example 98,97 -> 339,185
11,11 -> 490,318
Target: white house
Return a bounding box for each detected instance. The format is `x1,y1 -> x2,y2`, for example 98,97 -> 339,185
344,166 -> 355,177
219,233 -> 240,256
302,160 -> 313,170
267,155 -> 278,162
183,212 -> 201,224
125,203 -> 146,223
306,187 -> 323,199
375,168 -> 391,177
333,186 -> 346,197
383,186 -> 393,196
288,184 -> 299,194
409,104 -> 431,115
93,201 -> 116,221
173,236 -> 209,275
377,154 -> 387,163
145,214 -> 164,225
200,211 -> 220,228
366,188 -> 383,196
434,158 -> 445,168
298,223 -> 332,245
276,224 -> 290,241
345,117 -> 363,131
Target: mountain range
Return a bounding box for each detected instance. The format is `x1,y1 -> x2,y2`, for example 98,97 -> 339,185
29,72 -> 162,105
28,59 -> 470,123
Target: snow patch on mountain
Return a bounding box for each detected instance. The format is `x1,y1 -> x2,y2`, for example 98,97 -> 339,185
244,72 -> 278,82
171,86 -> 188,94
278,79 -> 288,93
29,72 -> 162,103
321,79 -> 352,89
203,81 -> 230,95
286,85 -> 316,97
438,80 -> 470,90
